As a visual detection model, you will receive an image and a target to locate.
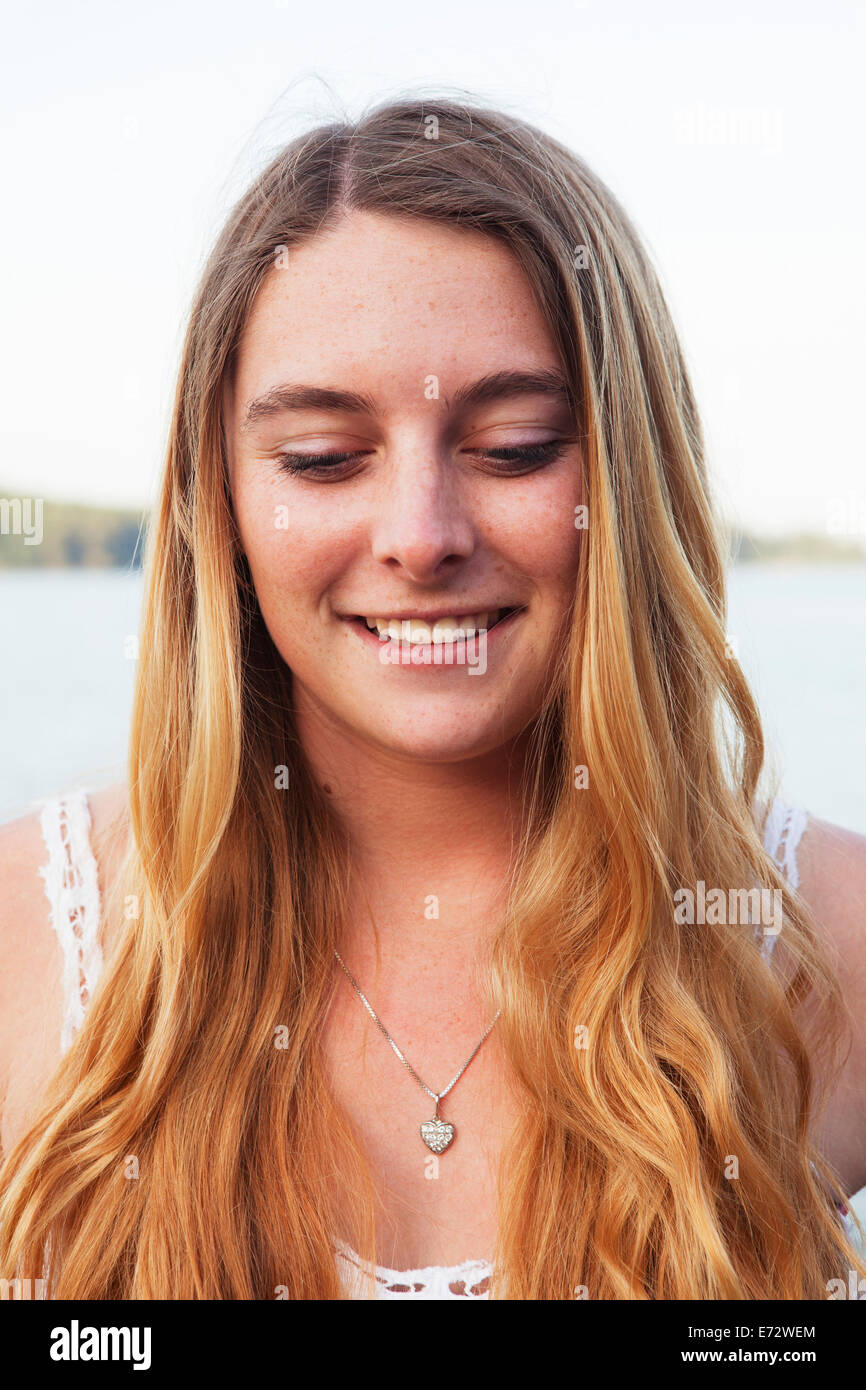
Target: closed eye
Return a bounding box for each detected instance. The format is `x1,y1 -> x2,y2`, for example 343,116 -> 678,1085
274,439 -> 572,479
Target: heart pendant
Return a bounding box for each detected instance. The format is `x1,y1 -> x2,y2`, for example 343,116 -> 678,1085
420,1116 -> 455,1154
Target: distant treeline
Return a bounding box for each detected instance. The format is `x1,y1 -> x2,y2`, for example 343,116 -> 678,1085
728,528 -> 866,565
0,492 -> 148,569
0,491 -> 863,569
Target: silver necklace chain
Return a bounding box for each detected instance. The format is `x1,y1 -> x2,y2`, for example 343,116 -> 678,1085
333,948 -> 501,1115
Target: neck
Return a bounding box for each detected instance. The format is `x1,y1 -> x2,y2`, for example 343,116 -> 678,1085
294,695 -> 532,967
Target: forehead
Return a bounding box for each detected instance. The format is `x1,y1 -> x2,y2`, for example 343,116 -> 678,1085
232,210 -> 560,396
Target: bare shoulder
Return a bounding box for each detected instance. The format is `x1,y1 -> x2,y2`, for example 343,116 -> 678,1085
0,803 -> 67,1155
796,814 -> 866,972
0,782 -> 129,1155
794,813 -> 866,1192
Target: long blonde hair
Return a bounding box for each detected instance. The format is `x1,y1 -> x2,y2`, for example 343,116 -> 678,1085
2,93 -> 862,1298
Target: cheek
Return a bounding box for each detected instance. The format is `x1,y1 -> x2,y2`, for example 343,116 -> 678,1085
476,471 -> 583,605
234,480 -> 349,611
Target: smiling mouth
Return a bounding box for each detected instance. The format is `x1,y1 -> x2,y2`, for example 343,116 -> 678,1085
348,607 -> 520,644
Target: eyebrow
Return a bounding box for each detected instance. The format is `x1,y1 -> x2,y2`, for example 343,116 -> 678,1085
239,368 -> 575,432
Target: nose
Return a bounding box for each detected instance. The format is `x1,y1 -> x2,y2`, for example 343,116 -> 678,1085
369,449 -> 475,582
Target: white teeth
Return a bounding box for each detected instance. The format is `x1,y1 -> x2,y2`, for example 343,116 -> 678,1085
365,611 -> 499,643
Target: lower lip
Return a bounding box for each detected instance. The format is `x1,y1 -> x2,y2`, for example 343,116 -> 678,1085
343,609 -> 525,664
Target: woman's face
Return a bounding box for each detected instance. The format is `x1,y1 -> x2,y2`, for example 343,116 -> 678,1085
224,209 -> 584,762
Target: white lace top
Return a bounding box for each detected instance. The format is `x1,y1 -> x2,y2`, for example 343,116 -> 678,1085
35,789 -> 817,1299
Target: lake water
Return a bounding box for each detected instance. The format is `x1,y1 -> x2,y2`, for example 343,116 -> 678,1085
1,563 -> 865,1236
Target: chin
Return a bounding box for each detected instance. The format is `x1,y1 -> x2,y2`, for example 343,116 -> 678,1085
365,712 -> 523,763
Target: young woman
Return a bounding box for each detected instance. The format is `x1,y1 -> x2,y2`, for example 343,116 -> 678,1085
1,95 -> 865,1300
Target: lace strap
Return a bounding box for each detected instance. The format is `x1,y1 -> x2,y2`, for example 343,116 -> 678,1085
37,789 -> 103,1055
759,796 -> 808,961
762,796 -> 808,890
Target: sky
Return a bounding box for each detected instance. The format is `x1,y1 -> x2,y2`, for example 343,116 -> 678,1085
1,0 -> 863,536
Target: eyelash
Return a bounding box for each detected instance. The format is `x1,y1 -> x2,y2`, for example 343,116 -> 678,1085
274,440 -> 570,478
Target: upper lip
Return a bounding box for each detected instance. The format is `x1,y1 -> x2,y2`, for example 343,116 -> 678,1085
344,605 -> 521,621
